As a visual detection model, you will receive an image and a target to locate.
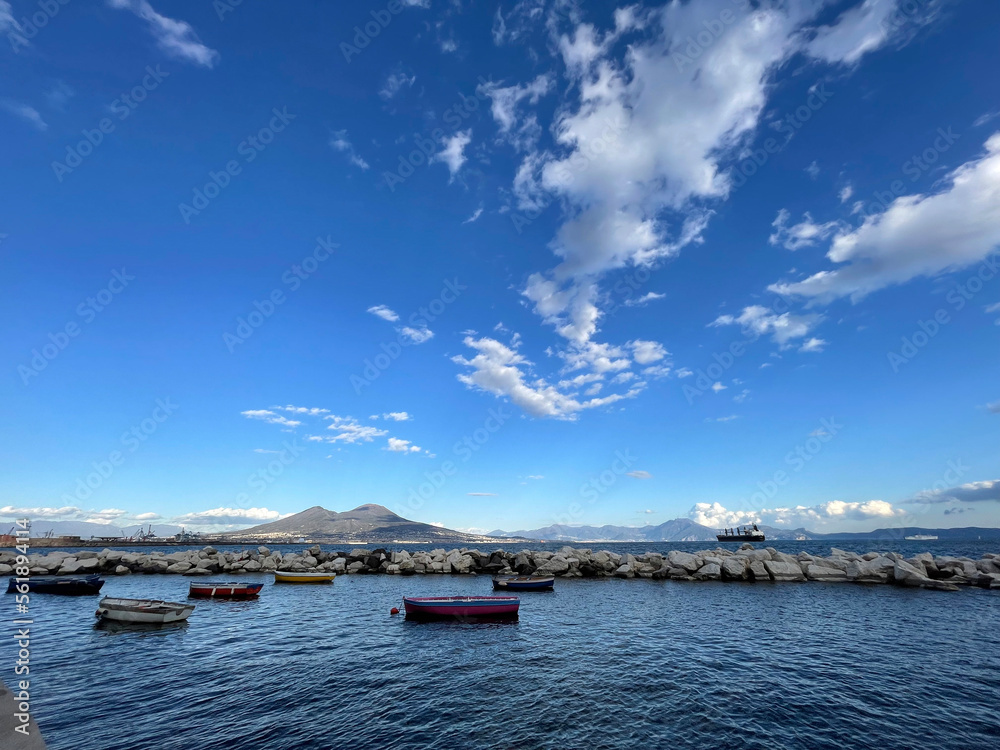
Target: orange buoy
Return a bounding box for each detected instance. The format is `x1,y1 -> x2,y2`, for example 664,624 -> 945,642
390,607 -> 400,616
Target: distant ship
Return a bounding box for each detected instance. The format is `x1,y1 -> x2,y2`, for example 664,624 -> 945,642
717,524 -> 765,542
904,534 -> 938,541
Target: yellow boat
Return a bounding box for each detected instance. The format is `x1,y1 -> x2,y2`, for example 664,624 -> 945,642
273,571 -> 336,584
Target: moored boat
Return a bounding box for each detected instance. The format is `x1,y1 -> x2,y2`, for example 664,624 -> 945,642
402,595 -> 520,620
95,597 -> 195,624
188,581 -> 264,598
492,575 -> 555,591
6,575 -> 105,596
274,571 -> 336,584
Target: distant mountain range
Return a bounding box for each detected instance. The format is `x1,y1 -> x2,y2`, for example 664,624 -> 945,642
488,519 -> 814,542
488,521 -> 1000,543
220,504 -> 512,544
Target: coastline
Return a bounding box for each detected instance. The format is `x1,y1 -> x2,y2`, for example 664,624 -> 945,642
4,544 -> 999,592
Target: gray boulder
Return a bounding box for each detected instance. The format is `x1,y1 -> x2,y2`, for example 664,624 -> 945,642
721,556 -> 750,580
693,563 -> 721,581
806,564 -> 848,582
764,560 -> 805,581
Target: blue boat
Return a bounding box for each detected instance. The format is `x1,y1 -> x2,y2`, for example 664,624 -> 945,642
492,575 -> 555,591
6,575 -> 105,596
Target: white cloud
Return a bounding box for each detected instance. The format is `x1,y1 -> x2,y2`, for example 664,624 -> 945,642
839,184 -> 854,203
623,291 -> 665,307
400,326 -> 434,344
626,470 -> 652,479
433,129 -> 472,180
733,389 -> 750,403
367,304 -> 399,322
273,405 -> 330,416
463,207 -> 484,224
479,74 -> 553,149
770,133 -> 1000,303
241,410 -> 301,428
526,475 -> 544,480
769,208 -> 841,250
107,0 -> 219,67
330,129 -> 370,170
705,415 -> 739,423
173,507 -> 288,525
799,337 -> 827,353
453,336 -> 640,420
711,382 -> 726,393
690,498 -> 904,528
985,303 -> 1000,313
386,437 -> 421,453
676,367 -> 693,378
908,479 -> 1000,504
975,111 -> 1000,128
467,492 -> 497,496
805,0 -> 928,66
805,161 -> 820,179
323,415 -> 387,444
629,340 -> 667,365
0,1 -> 13,32
2,101 -> 47,131
711,305 -> 822,348
379,68 -> 416,100
383,412 -> 411,421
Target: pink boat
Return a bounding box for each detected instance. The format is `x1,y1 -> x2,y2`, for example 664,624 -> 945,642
402,595 -> 520,620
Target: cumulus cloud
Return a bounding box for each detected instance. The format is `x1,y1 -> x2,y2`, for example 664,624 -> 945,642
330,130 -> 370,170
799,337 -> 828,353
273,405 -> 330,416
770,133 -> 1000,303
629,340 -> 667,365
382,412 -> 411,421
907,479 -> 1000,504
386,437 -> 421,452
805,0 -> 938,66
107,0 -> 219,67
433,130 -> 472,180
241,410 -> 301,428
478,74 -> 553,149
690,498 -> 905,528
323,415 -> 387,444
367,305 -> 399,322
769,209 -> 841,250
711,305 -> 822,348
453,336 -> 641,420
400,325 -> 434,344
173,507 -> 288,525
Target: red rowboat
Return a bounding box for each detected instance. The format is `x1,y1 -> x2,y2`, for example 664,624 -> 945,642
402,595 -> 519,620
188,582 -> 264,599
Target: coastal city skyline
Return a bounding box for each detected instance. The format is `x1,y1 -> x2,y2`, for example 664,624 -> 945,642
3,0 -> 999,537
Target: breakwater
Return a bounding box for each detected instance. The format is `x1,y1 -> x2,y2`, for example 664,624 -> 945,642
4,544 -> 999,592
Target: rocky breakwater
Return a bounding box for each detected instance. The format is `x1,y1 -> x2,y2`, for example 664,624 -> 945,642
3,545 -> 999,592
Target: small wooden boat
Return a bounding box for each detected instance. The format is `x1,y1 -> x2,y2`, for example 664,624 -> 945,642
95,597 -> 195,624
188,582 -> 264,598
402,596 -> 520,620
273,571 -> 336,584
6,575 -> 105,596
492,575 -> 555,591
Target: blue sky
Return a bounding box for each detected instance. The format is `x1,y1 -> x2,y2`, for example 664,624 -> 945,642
1,0 -> 999,536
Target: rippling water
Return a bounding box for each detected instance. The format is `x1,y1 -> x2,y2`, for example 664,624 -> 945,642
3,554 -> 999,750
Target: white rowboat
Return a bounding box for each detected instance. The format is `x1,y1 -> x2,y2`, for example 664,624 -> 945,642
95,597 -> 195,624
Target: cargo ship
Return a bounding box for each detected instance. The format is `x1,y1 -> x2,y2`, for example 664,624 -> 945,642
717,524 -> 765,542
